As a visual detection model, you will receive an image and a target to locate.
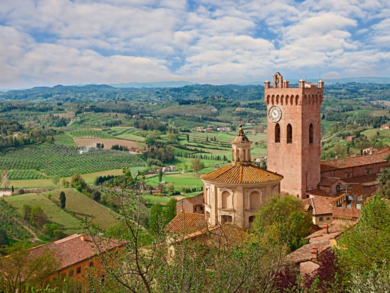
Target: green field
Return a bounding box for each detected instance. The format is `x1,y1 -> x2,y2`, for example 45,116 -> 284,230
117,133 -> 145,142
68,129 -> 115,139
0,144 -> 145,178
47,189 -> 119,230
146,173 -> 203,190
54,134 -> 76,146
8,170 -> 47,180
5,188 -> 119,234
5,193 -> 83,235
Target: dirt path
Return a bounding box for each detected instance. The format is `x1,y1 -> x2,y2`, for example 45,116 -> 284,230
1,170 -> 9,179
12,215 -> 40,242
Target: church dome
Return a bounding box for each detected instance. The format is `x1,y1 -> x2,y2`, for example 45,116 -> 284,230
200,164 -> 283,184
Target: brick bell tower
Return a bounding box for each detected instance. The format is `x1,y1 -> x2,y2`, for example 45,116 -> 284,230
264,72 -> 324,199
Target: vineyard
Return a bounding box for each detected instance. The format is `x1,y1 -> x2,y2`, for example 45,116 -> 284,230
0,144 -> 146,178
0,200 -> 40,240
8,170 -> 47,180
68,129 -> 115,139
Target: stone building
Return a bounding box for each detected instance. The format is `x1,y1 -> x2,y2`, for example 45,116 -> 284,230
200,125 -> 283,229
176,193 -> 204,214
264,72 -> 324,199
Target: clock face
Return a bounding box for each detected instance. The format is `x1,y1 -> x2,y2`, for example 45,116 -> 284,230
269,106 -> 282,123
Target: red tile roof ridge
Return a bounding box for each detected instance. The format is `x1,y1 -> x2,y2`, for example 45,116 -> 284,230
321,150 -> 389,171
200,164 -> 283,184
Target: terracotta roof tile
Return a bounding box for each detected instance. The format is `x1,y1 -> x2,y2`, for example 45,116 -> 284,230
319,177 -> 342,187
286,240 -> 331,263
165,212 -> 206,235
304,196 -> 333,215
306,188 -> 333,197
321,150 -> 389,172
184,193 -> 203,205
343,174 -> 378,186
28,234 -> 124,270
201,164 -> 283,184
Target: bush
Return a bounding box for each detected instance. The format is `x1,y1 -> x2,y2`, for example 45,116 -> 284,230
92,190 -> 101,202
17,189 -> 25,195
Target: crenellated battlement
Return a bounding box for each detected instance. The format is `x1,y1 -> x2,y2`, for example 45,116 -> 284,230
264,72 -> 324,106
265,93 -> 323,106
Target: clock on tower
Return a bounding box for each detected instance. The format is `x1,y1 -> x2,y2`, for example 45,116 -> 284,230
264,72 -> 324,199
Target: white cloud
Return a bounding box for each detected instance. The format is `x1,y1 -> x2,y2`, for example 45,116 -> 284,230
0,0 -> 390,88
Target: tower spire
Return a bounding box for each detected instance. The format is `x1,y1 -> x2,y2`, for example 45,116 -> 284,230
231,124 -> 252,166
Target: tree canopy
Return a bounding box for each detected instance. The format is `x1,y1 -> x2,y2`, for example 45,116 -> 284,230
253,194 -> 312,251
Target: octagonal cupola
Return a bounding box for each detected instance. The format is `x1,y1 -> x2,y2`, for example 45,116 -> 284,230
231,124 -> 252,166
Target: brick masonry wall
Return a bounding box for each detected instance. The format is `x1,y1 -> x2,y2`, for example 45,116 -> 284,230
265,79 -> 323,199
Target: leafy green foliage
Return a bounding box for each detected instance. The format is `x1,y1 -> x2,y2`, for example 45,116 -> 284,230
0,229 -> 9,246
149,204 -> 164,234
336,196 -> 390,274
253,194 -> 312,251
164,198 -> 177,224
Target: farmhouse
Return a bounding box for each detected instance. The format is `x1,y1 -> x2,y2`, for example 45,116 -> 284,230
380,124 -> 390,130
27,234 -> 125,284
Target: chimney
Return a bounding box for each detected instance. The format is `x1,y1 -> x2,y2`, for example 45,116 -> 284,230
311,248 -> 318,259
323,224 -> 329,234
80,235 -> 86,241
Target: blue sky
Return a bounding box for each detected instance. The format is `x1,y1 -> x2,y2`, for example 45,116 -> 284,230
0,0 -> 389,89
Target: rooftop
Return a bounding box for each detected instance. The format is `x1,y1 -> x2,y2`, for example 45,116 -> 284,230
165,212 -> 206,235
321,149 -> 389,172
307,188 -> 333,197
319,177 -> 342,187
201,164 -> 283,184
304,196 -> 333,215
286,239 -> 331,264
28,234 -> 125,270
182,193 -> 203,205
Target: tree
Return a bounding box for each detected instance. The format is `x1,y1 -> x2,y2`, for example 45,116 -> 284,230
31,206 -> 48,228
253,194 -> 312,251
0,243 -> 60,292
190,158 -> 205,173
164,198 -> 177,223
59,191 -> 66,209
336,196 -> 390,275
158,168 -> 163,182
51,176 -> 60,186
22,204 -> 32,221
377,167 -> 390,199
186,133 -> 189,142
61,178 -> 69,188
11,186 -> 14,193
145,136 -> 155,148
0,229 -> 9,246
348,262 -> 390,293
149,204 -> 164,234
92,190 -> 101,202
166,183 -> 174,194
3,176 -> 10,189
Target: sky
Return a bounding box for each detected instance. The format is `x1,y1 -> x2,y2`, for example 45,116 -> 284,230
1,0 -> 390,89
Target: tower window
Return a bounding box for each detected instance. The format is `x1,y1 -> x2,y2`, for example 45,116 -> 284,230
309,124 -> 313,144
275,123 -> 280,143
287,124 -> 292,144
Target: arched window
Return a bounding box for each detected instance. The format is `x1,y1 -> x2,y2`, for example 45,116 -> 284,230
309,124 -> 313,144
287,124 -> 292,144
250,191 -> 260,209
275,123 -> 280,143
221,191 -> 231,209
